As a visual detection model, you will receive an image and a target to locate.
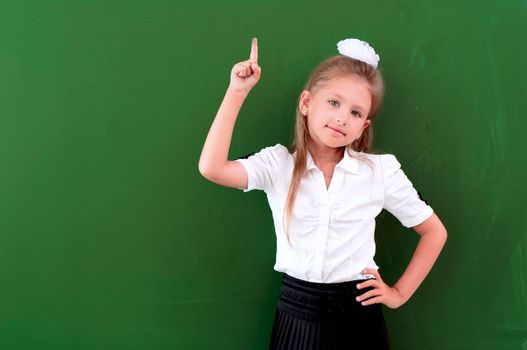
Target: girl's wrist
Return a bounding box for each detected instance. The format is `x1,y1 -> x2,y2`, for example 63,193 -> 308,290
226,86 -> 250,98
387,286 -> 409,309
392,285 -> 411,304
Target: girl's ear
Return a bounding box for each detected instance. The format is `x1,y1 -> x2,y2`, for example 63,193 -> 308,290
363,119 -> 371,130
299,90 -> 311,115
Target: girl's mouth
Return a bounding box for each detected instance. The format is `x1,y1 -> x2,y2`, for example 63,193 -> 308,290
327,126 -> 345,135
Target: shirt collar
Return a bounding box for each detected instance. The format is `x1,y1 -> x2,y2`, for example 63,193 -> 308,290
302,146 -> 360,175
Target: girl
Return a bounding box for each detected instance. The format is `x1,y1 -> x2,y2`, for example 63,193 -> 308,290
199,37 -> 447,350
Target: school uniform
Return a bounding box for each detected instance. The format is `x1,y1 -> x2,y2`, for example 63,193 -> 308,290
234,143 -> 433,350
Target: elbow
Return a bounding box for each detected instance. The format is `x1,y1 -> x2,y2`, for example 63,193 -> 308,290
440,221 -> 448,241
198,161 -> 219,182
199,167 -> 213,181
198,162 -> 206,177
198,160 -> 212,179
439,228 -> 448,246
434,216 -> 448,244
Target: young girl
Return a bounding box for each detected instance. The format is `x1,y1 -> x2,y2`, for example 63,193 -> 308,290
199,37 -> 447,350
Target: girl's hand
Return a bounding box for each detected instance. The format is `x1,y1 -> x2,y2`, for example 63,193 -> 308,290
229,37 -> 262,94
356,268 -> 408,309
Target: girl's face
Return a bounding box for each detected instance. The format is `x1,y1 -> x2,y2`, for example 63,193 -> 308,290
299,75 -> 372,153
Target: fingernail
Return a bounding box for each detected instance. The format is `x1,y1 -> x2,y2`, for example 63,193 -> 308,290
356,297 -> 360,301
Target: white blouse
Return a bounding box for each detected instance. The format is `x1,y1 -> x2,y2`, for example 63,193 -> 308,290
234,143 -> 433,283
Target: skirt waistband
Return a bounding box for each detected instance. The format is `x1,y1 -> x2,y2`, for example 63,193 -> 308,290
282,273 -> 372,294
277,273 -> 378,322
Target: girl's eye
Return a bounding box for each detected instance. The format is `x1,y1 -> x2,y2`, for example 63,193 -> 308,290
329,100 -> 362,118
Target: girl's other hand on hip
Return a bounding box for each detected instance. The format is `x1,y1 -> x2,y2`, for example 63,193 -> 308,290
356,268 -> 408,309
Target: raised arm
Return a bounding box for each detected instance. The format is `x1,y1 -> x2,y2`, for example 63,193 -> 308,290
198,37 -> 262,189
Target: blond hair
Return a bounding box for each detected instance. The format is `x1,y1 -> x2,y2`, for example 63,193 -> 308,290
282,55 -> 385,245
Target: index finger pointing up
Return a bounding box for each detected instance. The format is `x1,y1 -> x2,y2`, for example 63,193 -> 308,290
250,37 -> 258,62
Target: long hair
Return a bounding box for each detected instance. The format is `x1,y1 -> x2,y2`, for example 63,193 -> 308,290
282,55 -> 385,246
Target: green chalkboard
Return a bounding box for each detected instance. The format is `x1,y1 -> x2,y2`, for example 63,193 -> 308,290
1,1 -> 526,349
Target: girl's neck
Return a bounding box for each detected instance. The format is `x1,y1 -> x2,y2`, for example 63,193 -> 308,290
309,145 -> 344,163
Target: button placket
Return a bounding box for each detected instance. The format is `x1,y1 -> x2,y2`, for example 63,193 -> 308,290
314,179 -> 331,280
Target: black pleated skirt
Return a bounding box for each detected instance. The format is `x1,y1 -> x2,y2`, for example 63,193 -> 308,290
269,273 -> 390,350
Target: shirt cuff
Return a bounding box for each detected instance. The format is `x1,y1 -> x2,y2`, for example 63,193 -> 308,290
401,205 -> 434,228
